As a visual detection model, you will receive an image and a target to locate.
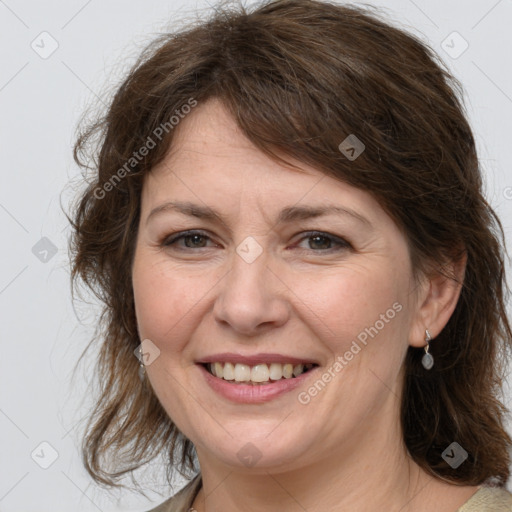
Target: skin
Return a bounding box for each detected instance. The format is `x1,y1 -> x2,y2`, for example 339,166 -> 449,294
132,98 -> 479,511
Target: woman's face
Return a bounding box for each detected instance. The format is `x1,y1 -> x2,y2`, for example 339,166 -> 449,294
132,98 -> 425,473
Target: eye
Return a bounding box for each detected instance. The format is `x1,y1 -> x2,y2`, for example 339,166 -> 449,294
294,231 -> 352,252
160,230 -> 352,253
162,230 -> 218,250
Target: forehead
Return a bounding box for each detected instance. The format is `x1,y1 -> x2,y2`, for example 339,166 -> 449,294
141,99 -> 387,229
151,98 -> 320,187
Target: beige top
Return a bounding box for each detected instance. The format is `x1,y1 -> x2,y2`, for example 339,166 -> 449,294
147,475 -> 512,512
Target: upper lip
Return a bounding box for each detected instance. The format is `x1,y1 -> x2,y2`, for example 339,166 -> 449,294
196,353 -> 320,366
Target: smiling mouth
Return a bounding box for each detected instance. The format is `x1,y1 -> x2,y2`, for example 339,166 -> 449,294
202,362 -> 318,385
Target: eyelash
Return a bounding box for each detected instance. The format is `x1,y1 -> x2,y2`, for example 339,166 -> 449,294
161,230 -> 352,253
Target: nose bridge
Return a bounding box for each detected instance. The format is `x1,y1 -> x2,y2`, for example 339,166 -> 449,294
213,246 -> 289,335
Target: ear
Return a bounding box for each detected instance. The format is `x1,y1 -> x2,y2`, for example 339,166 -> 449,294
409,252 -> 467,348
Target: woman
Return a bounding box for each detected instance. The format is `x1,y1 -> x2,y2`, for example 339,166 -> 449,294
69,0 -> 512,510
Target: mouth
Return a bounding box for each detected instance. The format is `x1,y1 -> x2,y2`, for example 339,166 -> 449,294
201,361 -> 319,385
196,353 -> 321,403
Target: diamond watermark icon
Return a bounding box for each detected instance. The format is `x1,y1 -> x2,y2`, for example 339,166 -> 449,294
32,237 -> 58,263
338,134 -> 365,161
30,31 -> 59,59
134,338 -> 161,367
237,442 -> 263,468
441,441 -> 468,469
441,31 -> 469,59
236,236 -> 263,264
31,441 -> 59,469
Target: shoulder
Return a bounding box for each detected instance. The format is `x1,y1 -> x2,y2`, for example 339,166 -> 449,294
146,474 -> 202,512
457,486 -> 512,511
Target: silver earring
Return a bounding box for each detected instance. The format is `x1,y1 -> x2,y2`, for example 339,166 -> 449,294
138,345 -> 146,381
421,329 -> 434,370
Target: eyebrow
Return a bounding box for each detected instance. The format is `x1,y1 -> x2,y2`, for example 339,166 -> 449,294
146,200 -> 372,228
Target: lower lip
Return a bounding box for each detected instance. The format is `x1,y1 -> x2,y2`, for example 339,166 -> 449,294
197,364 -> 317,404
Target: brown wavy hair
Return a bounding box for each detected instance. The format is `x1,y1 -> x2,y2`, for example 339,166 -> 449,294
68,0 -> 512,492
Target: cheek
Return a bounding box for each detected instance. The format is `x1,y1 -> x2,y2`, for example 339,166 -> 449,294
303,268 -> 410,414
292,263 -> 409,361
132,252 -> 206,349
310,268 -> 398,328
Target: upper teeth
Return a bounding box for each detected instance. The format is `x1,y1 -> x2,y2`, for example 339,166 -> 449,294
208,362 -> 314,383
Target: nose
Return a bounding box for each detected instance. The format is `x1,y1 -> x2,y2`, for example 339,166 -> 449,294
212,250 -> 290,336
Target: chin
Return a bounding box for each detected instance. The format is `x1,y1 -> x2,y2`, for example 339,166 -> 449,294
194,425 -> 316,473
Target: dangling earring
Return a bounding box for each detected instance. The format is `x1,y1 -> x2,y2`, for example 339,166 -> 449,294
421,329 -> 434,370
138,345 -> 146,381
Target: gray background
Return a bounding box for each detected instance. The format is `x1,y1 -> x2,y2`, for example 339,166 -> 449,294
1,0 -> 511,510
